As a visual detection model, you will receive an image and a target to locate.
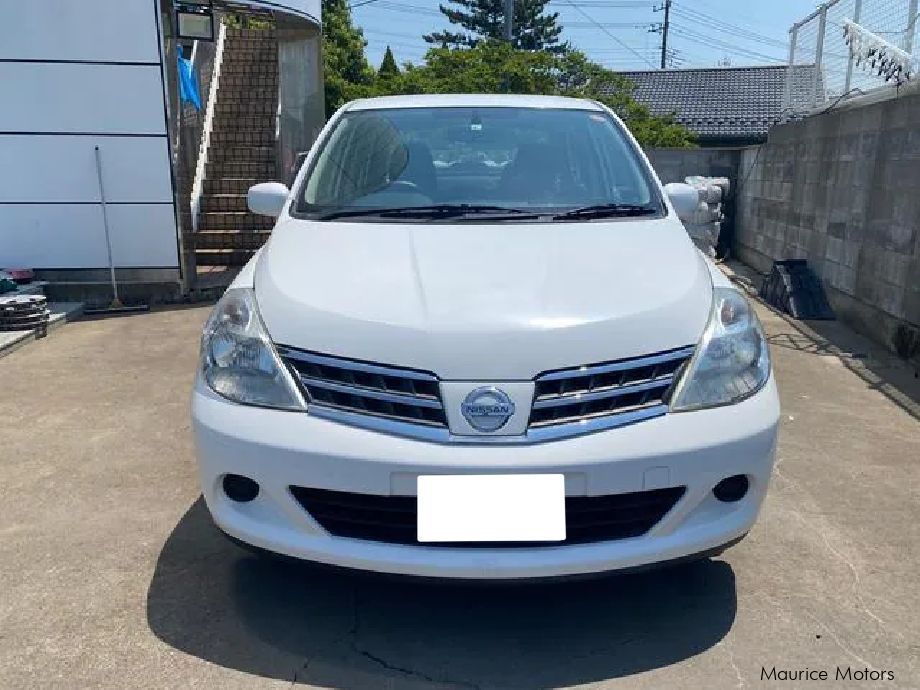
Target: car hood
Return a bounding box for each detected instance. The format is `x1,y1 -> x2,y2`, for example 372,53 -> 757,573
254,217 -> 712,379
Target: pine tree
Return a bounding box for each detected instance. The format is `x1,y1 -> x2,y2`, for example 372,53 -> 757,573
424,0 -> 565,53
378,45 -> 400,77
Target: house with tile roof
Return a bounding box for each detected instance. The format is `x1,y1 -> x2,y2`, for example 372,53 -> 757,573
603,65 -> 818,147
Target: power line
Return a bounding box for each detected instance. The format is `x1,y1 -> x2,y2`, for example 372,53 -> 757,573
553,1 -> 657,6
361,2 -> 649,32
670,27 -> 786,63
671,25 -> 785,62
567,22 -> 651,28
355,1 -> 443,18
366,37 -> 428,50
363,27 -> 431,40
682,0 -> 785,39
588,46 -> 665,52
671,6 -> 787,49
671,32 -> 784,64
674,7 -> 786,47
359,0 -> 683,70
559,0 -> 658,68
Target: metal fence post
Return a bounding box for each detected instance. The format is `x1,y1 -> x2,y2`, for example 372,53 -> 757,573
813,5 -> 827,108
783,24 -> 798,117
844,0 -> 862,95
905,0 -> 919,53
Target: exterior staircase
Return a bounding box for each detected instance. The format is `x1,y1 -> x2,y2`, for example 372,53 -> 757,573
194,26 -> 279,269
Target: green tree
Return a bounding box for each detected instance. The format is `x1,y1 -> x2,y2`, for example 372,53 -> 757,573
317,1 -> 691,147
378,45 -> 400,78
554,50 -> 693,146
322,0 -> 375,117
424,0 -> 566,53
377,42 -> 694,148
393,42 -> 557,94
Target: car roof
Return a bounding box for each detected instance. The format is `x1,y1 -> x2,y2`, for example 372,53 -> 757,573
344,94 -> 604,112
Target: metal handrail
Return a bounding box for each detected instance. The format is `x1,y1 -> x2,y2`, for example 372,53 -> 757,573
190,20 -> 227,233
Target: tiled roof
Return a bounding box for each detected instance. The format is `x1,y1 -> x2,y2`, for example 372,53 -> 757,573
603,65 -> 817,144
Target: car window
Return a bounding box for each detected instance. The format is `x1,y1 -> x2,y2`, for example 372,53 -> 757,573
297,107 -> 660,218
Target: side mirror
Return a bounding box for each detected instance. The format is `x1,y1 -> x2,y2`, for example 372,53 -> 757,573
247,182 -> 290,217
664,183 -> 699,222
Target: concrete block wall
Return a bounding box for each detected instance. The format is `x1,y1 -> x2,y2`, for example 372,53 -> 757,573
645,148 -> 740,184
735,87 -> 920,359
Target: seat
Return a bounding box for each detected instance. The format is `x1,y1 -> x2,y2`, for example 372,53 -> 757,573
501,142 -> 572,201
395,140 -> 438,199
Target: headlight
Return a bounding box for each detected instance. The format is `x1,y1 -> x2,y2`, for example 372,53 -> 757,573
200,288 -> 306,410
670,287 -> 771,412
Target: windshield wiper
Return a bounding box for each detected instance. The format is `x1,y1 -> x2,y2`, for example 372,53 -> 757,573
553,203 -> 658,220
315,204 -> 537,221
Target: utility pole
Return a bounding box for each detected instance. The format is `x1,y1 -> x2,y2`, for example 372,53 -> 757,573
660,0 -> 671,69
504,0 -> 514,42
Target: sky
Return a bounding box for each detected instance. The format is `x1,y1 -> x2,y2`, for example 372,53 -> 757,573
351,0 -> 818,72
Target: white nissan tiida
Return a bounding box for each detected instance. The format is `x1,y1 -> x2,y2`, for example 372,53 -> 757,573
191,94 -> 779,579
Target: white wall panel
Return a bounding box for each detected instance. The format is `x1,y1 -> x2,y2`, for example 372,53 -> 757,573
0,205 -> 109,268
0,135 -> 172,203
0,204 -> 178,268
0,63 -> 166,135
106,204 -> 179,267
0,1 -> 180,273
0,0 -> 160,63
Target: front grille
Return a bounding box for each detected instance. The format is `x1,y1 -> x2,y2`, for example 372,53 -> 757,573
290,486 -> 687,547
529,346 -> 695,429
278,347 -> 447,428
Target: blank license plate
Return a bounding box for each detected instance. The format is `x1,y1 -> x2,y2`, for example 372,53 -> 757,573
417,474 -> 566,543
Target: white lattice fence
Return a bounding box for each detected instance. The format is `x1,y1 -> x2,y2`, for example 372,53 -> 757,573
783,0 -> 919,115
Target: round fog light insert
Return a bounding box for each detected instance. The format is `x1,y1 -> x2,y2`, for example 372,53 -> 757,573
223,474 -> 260,502
713,475 -> 749,503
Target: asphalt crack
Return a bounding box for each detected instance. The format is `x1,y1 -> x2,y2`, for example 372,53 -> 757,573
722,642 -> 747,689
771,457 -> 902,641
347,585 -> 482,689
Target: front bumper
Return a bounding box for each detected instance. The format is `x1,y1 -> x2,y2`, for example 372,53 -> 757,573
191,376 -> 780,579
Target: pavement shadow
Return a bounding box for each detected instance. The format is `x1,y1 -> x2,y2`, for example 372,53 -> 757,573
727,261 -> 920,420
147,499 -> 737,688
763,313 -> 920,421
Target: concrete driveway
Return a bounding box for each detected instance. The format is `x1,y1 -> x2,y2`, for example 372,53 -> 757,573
1,297 -> 918,688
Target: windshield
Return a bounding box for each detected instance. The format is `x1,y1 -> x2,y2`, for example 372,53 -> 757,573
296,106 -> 662,221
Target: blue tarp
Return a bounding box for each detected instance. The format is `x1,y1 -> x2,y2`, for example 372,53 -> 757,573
177,54 -> 202,110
